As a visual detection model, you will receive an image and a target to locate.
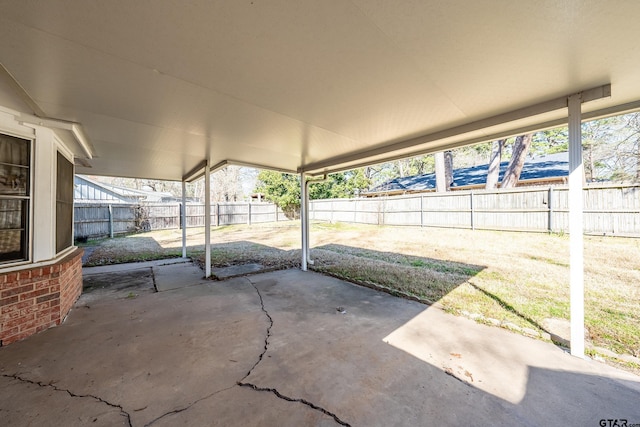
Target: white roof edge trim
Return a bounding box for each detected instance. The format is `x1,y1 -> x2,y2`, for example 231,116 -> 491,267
183,159 -> 297,182
18,113 -> 95,159
300,84 -> 611,175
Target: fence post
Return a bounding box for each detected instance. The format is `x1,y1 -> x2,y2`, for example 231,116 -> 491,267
470,192 -> 475,230
179,203 -> 183,230
247,203 -> 252,225
353,199 -> 357,223
275,203 -> 278,222
216,203 -> 219,226
382,198 -> 386,225
420,195 -> 424,227
108,204 -> 114,238
548,187 -> 554,233
331,201 -> 334,223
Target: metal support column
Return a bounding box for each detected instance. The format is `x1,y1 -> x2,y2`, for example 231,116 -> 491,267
568,94 -> 585,358
300,172 -> 308,271
204,161 -> 211,278
181,180 -> 187,258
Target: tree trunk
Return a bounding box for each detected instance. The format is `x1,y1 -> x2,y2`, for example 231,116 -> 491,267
485,139 -> 505,189
444,151 -> 453,190
501,134 -> 533,188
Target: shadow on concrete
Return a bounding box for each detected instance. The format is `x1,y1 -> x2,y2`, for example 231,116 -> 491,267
0,268 -> 638,426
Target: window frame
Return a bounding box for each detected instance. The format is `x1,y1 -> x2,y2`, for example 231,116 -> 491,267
0,132 -> 33,265
55,150 -> 74,255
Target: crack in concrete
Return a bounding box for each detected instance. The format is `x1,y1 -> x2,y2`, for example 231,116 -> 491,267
237,381 -> 352,427
149,267 -> 158,292
3,373 -> 132,427
239,278 -> 352,427
240,277 -> 273,380
143,385 -> 235,427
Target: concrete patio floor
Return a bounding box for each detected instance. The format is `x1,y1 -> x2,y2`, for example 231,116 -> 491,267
1,262 -> 639,426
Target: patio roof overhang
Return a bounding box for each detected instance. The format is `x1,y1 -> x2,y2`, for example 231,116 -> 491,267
1,1 -> 640,181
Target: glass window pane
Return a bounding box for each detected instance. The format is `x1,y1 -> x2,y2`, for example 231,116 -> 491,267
0,198 -> 27,262
56,152 -> 74,253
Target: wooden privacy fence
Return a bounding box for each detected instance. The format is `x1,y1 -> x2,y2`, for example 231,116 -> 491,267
74,184 -> 640,239
74,202 -> 290,239
309,184 -> 640,237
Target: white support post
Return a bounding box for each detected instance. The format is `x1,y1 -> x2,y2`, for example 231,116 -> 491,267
181,180 -> 187,259
568,94 -> 585,358
204,161 -> 212,278
300,172 -> 308,271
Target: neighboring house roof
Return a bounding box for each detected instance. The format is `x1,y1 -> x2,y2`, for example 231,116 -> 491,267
74,175 -> 177,203
366,152 -> 569,195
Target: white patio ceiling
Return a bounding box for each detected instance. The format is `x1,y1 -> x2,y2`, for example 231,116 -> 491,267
1,1 -> 640,180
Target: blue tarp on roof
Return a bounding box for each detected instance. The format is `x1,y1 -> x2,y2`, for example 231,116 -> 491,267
367,152 -> 569,194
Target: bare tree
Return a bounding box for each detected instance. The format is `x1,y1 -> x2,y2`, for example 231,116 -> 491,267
444,150 -> 453,189
501,134 -> 533,188
435,150 -> 454,191
485,139 -> 505,189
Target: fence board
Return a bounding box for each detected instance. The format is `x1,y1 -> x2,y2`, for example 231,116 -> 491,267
74,184 -> 640,239
74,202 -> 292,239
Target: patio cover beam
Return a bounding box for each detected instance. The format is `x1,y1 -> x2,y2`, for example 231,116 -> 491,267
300,84 -> 611,176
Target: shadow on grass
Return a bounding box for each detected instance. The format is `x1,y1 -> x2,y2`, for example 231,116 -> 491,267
310,244 -> 485,305
82,236 -> 184,266
467,282 -> 554,341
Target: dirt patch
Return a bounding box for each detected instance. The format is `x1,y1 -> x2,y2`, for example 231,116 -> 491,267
82,269 -> 156,302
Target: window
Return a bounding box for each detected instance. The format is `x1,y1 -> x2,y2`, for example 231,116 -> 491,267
56,152 -> 74,254
0,134 -> 30,263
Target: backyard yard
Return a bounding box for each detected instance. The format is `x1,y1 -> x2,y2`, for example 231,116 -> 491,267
82,221 -> 640,372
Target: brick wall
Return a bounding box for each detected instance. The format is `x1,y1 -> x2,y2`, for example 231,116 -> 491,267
0,248 -> 83,346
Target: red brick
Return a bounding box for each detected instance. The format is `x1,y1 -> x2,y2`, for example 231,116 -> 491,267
19,288 -> 49,301
36,292 -> 59,304
34,280 -> 50,290
4,330 -> 33,344
1,300 -> 31,314
5,273 -> 17,283
18,270 -> 31,280
50,299 -> 60,307
5,313 -> 35,329
1,325 -> 19,339
35,323 -> 50,333
20,318 -> 38,332
1,284 -> 34,299
0,295 -> 19,307
35,307 -> 55,319
35,301 -> 51,311
50,283 -> 61,293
